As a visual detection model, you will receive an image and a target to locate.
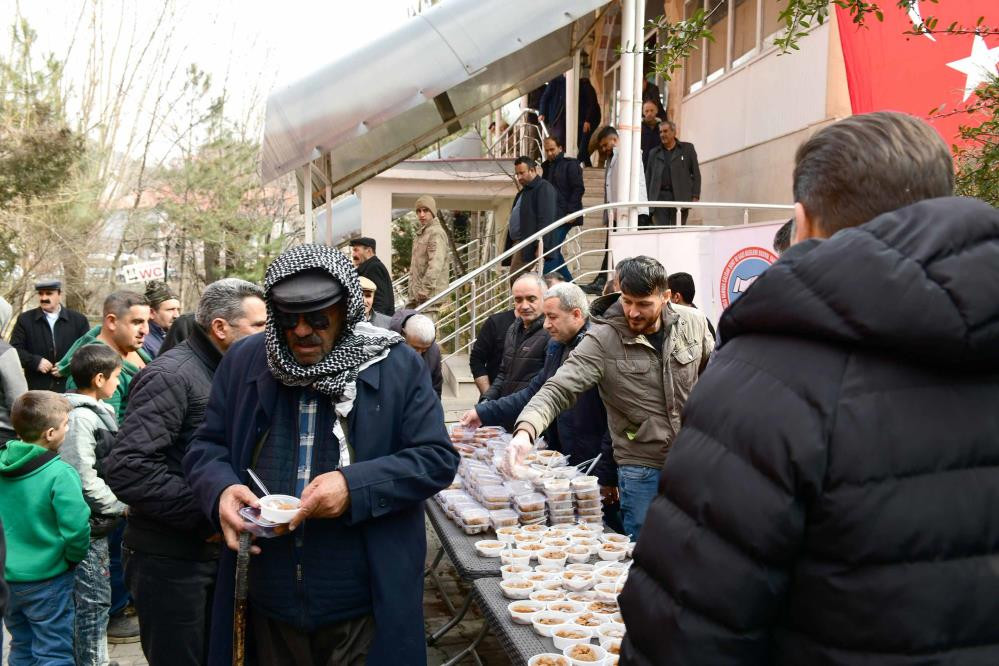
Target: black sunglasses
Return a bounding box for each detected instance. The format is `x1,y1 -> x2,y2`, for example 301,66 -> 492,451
273,310 -> 333,331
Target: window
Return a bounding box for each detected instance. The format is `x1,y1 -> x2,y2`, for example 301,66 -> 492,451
684,0 -> 704,94
706,0 -> 729,81
762,0 -> 785,41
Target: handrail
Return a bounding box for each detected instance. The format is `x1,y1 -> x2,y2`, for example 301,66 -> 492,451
485,108 -> 549,157
415,199 -> 793,314
391,237 -> 485,290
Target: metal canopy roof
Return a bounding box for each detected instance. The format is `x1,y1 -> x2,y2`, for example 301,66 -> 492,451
260,0 -> 608,194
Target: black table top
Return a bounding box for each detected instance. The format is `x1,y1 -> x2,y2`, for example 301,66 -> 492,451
425,500 -> 505,580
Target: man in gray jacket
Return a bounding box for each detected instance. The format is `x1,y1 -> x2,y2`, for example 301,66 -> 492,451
505,256 -> 713,538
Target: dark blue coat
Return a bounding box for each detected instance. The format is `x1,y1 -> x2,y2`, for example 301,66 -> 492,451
476,322 -> 616,485
183,333 -> 458,666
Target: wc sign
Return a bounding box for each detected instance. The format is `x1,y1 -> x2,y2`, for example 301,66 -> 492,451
719,247 -> 778,309
120,260 -> 166,285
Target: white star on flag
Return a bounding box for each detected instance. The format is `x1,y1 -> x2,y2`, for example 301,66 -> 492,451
946,34 -> 999,102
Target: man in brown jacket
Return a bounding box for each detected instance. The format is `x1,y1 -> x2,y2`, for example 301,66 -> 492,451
505,256 -> 713,538
407,195 -> 451,317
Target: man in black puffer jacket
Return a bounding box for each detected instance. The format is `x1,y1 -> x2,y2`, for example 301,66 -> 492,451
620,111 -> 999,666
481,273 -> 549,429
105,279 -> 266,666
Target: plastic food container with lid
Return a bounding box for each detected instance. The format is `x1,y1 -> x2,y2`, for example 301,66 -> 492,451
514,492 -> 547,513
491,510 -> 520,530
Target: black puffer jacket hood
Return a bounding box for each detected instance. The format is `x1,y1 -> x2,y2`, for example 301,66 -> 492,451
719,196 -> 999,370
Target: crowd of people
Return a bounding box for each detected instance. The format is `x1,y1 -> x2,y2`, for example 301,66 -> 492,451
0,108 -> 996,666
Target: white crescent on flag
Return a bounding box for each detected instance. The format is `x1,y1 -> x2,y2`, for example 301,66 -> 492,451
907,0 -> 936,42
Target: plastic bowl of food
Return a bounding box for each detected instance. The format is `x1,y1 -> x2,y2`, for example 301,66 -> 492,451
501,564 -> 530,580
593,582 -> 621,602
565,591 -> 595,603
500,549 -> 531,567
536,578 -> 564,591
259,495 -> 301,523
522,523 -> 550,534
496,526 -> 520,543
474,540 -> 507,557
566,562 -> 595,573
542,537 -> 571,549
562,571 -> 595,592
586,600 -> 619,619
514,532 -> 542,545
601,533 -> 630,545
507,599 -> 545,625
538,548 -> 568,569
529,589 -> 565,604
499,578 -> 535,599
597,543 -> 627,562
531,611 -> 570,637
524,571 -> 553,584
520,543 -> 547,560
527,654 -> 570,666
563,642 -> 607,665
536,563 -> 565,575
566,545 -> 591,564
596,621 -> 626,643
602,639 -> 622,656
547,600 -> 585,615
551,624 -> 593,650
571,612 -> 604,629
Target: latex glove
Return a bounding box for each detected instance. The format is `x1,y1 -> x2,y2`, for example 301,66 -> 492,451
501,431 -> 533,478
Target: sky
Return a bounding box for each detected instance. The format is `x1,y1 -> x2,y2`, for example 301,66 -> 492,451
1,0 -> 416,159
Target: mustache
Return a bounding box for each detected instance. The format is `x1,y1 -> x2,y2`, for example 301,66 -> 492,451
292,334 -> 323,346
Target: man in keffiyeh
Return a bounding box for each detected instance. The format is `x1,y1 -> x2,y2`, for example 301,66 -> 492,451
183,244 -> 459,666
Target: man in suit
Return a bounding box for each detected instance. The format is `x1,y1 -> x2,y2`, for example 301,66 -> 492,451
349,237 -> 394,316
645,120 -> 701,226
9,279 -> 90,392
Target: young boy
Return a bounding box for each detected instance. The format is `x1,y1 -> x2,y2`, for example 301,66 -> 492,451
0,390 -> 90,666
62,344 -> 126,666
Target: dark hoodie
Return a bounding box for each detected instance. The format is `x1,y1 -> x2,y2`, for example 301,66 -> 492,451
620,197 -> 999,666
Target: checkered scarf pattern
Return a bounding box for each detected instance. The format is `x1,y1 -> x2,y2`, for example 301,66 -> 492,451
264,243 -> 403,399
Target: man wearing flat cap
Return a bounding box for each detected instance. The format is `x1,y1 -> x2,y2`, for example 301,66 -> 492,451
349,237 -> 394,317
184,243 -> 458,665
9,279 -> 90,392
406,195 -> 451,316
142,280 -> 181,358
359,277 -> 392,329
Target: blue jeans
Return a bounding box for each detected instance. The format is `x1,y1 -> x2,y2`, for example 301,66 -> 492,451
4,570 -> 76,666
618,464 -> 663,539
108,521 -> 129,615
543,225 -> 573,282
74,538 -> 111,666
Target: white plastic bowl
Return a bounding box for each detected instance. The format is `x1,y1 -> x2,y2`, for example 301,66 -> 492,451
547,600 -> 586,615
562,571 -> 595,592
597,544 -> 626,562
596,621 -> 626,643
507,599 -> 545,625
474,540 -> 507,557
538,548 -> 568,569
600,637 -> 622,655
529,589 -> 565,604
532,611 -> 570,637
499,579 -> 535,599
500,564 -> 531,580
500,549 -> 531,567
259,495 -> 300,523
527,654 -> 570,666
563,642 -> 607,666
551,624 -> 593,650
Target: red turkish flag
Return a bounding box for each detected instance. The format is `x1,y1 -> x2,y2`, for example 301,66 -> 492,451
836,1 -> 998,146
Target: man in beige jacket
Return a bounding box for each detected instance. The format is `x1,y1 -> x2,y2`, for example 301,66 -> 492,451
407,195 -> 451,317
506,256 -> 713,538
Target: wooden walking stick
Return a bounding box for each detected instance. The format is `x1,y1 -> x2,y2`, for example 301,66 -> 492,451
233,531 -> 252,666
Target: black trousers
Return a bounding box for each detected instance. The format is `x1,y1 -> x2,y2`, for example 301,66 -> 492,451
122,546 -> 217,666
252,611 -> 375,666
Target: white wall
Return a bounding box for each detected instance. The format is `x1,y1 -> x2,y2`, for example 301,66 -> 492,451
680,23 -> 832,164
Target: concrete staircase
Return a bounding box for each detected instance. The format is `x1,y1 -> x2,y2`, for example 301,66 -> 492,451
569,166 -> 608,282
441,353 -> 480,422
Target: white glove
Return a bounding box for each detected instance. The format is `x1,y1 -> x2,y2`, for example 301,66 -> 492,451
501,431 -> 534,478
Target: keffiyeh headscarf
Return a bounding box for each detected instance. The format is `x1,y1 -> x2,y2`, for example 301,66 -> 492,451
264,244 -> 403,402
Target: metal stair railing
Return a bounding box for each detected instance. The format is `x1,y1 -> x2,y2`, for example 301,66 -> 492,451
416,200 -> 794,363
485,108 -> 549,160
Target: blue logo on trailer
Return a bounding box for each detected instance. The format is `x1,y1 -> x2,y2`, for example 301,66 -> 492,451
719,247 -> 778,309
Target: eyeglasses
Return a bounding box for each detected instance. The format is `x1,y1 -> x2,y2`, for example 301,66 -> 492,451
273,310 -> 333,331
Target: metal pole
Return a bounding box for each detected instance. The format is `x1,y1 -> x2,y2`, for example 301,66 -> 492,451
615,0 -> 636,231
628,0 -> 645,230
566,50 -> 580,156
302,165 -> 314,245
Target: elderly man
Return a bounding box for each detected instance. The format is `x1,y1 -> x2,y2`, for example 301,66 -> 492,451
106,279 -> 266,666
407,196 -> 450,316
349,237 -> 394,316
481,274 -> 550,428
184,244 -> 458,665
142,281 -> 181,358
505,257 -> 713,538
390,310 -> 442,398
10,279 -> 90,392
360,277 -> 392,329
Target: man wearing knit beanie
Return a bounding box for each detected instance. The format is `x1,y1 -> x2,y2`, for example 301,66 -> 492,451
142,281 -> 181,358
406,195 -> 450,317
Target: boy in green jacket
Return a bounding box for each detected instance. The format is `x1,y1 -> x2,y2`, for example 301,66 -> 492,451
0,390 -> 91,665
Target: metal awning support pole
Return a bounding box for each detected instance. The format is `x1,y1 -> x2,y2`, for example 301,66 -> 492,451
324,155 -> 334,245
615,0 -> 636,232
627,0 -> 645,230
565,49 -> 580,157
300,164 -> 314,245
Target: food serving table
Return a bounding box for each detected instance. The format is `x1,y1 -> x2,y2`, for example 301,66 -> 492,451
472,577 -> 559,665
